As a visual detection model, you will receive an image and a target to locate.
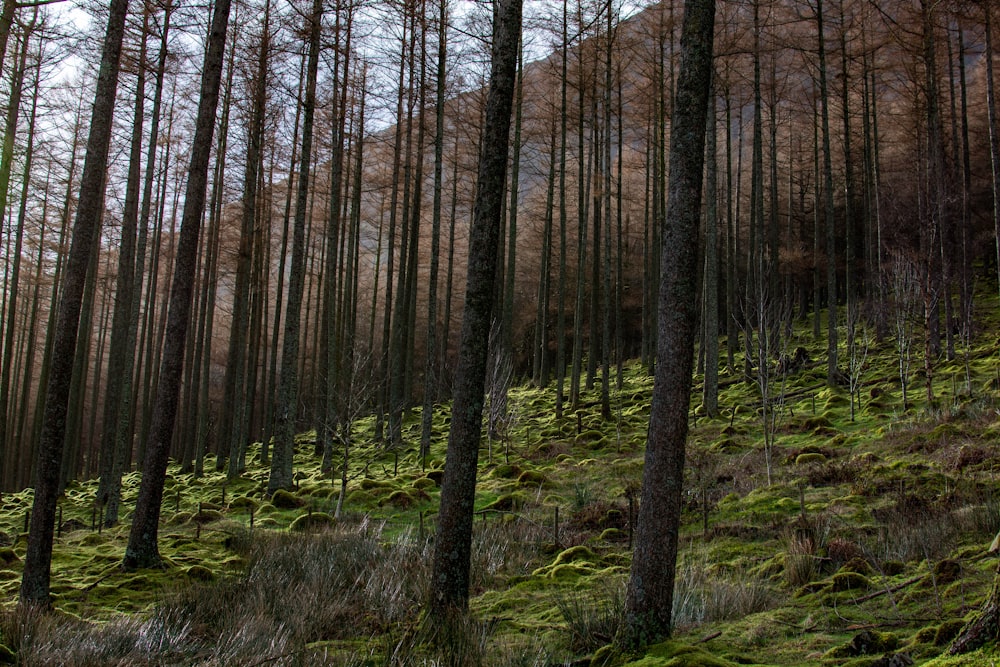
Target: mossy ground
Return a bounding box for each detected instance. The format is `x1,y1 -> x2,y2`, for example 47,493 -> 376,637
3,296 -> 1000,664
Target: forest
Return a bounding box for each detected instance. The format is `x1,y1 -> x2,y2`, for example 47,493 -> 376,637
3,0 -> 1000,663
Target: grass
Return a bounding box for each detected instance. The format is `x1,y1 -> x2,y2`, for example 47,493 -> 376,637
2,295 -> 1000,664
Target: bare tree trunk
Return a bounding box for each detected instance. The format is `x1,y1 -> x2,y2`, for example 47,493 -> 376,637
268,0 -> 322,494
20,0 -> 128,606
429,0 -> 521,618
817,0 -> 839,384
619,0 -> 714,649
97,5 -> 149,523
124,0 -> 231,569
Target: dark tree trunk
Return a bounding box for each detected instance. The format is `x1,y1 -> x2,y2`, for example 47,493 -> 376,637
123,0 -> 231,569
268,0 -> 322,494
429,0 -> 521,618
97,6 -> 149,524
20,0 -> 129,606
618,0 -> 714,649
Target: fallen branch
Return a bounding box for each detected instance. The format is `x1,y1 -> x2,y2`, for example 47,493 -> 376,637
854,575 -> 923,603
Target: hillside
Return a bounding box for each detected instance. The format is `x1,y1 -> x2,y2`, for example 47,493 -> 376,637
2,287 -> 1000,665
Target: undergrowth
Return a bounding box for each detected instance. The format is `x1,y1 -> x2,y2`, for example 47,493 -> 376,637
2,294 -> 1000,665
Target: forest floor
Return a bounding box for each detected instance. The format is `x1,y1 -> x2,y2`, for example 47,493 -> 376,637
3,297 -> 1000,665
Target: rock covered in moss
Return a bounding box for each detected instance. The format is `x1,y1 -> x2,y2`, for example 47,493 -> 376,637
516,469 -> 549,488
168,511 -> 193,525
881,560 -> 906,576
191,509 -> 224,525
600,528 -> 626,542
795,452 -> 827,466
838,557 -> 873,576
490,463 -> 522,480
288,512 -> 336,532
622,640 -> 738,666
270,489 -> 304,509
228,495 -> 258,511
933,618 -> 966,646
0,547 -> 18,565
824,630 -> 899,658
830,571 -> 871,592
553,545 -> 597,566
482,493 -> 526,513
382,489 -> 430,509
412,476 -> 437,490
931,558 -> 962,584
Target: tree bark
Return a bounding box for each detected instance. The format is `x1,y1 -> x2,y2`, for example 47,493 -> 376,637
429,0 -> 521,618
268,0 -> 322,494
20,0 -> 129,606
123,0 -> 231,569
619,0 -> 714,649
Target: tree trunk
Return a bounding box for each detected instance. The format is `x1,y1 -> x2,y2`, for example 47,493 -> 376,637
429,0 -> 521,618
123,0 -> 231,569
97,6 -> 149,523
619,0 -> 714,649
268,0 -> 322,494
20,0 -> 129,606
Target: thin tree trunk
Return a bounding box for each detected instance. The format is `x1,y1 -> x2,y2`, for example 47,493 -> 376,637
420,0 -> 448,465
619,0 -> 714,648
267,0 -> 322,494
20,0 -> 128,605
124,0 -> 232,568
97,6 -> 149,522
429,0 -> 521,618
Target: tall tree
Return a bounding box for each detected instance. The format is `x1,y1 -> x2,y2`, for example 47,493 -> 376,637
420,0 -> 448,465
123,0 -> 232,568
429,0 -> 521,619
224,0 -> 271,478
267,0 -> 322,494
20,0 -> 129,606
96,3 -> 150,525
816,0 -> 839,384
618,0 -> 714,649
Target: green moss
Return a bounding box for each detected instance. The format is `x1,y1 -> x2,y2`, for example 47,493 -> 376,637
795,452 -> 827,465
270,489 -> 304,509
185,565 -> 215,582
830,571 -> 871,592
591,643 -> 619,666
624,640 -> 738,666
934,619 -> 966,646
383,489 -> 430,509
516,470 -> 549,487
882,560 -> 906,576
228,495 -> 258,511
490,463 -> 523,479
931,559 -> 963,585
824,630 -> 899,658
0,547 -> 18,565
0,569 -> 18,581
482,493 -> 527,513
191,509 -> 224,524
553,545 -> 598,566
412,477 -> 436,490
839,557 -> 873,576
288,512 -> 336,532
600,528 -> 626,542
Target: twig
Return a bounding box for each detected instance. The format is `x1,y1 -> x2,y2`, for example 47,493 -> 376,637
695,631 -> 722,644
